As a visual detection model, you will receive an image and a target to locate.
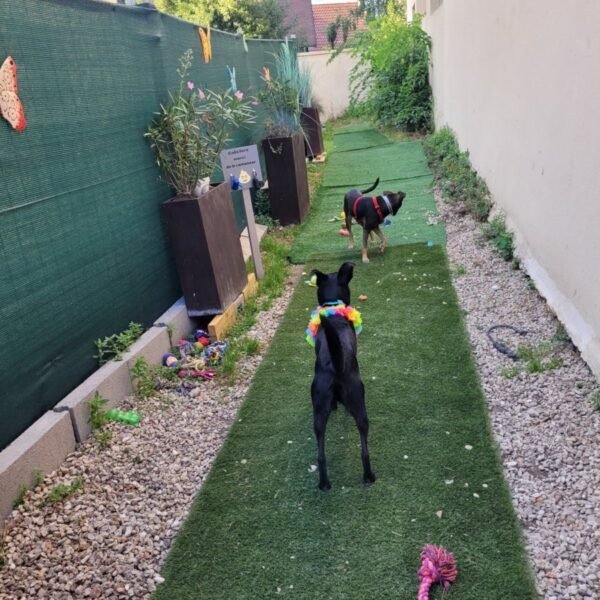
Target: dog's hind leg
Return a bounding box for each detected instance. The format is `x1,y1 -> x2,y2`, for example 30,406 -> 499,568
313,406 -> 332,490
346,382 -> 376,484
312,381 -> 333,490
361,228 -> 370,263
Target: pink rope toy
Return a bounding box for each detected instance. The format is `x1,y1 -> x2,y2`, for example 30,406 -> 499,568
417,544 -> 458,599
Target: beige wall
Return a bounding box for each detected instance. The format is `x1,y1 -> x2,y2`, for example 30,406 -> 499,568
298,50 -> 360,121
422,0 -> 600,378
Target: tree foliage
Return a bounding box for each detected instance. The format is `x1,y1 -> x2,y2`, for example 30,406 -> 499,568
326,22 -> 338,49
155,0 -> 288,39
349,9 -> 432,132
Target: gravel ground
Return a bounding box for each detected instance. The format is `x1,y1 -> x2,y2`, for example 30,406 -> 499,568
438,194 -> 600,600
0,267 -> 302,600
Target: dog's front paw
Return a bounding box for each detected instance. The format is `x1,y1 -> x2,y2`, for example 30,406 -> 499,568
347,243 -> 354,250
362,256 -> 370,264
363,472 -> 376,485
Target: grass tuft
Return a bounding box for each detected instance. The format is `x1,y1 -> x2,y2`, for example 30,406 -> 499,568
44,478 -> 83,506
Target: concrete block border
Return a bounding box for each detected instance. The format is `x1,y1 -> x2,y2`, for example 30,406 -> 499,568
0,296 -> 196,523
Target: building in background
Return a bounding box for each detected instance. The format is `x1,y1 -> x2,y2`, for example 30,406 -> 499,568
310,0 -> 365,50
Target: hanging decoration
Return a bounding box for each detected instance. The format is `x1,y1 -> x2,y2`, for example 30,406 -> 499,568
0,55 -> 26,131
198,26 -> 212,63
227,65 -> 237,93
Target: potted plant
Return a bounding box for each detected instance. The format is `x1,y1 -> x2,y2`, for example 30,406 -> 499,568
296,61 -> 324,160
259,45 -> 310,226
145,50 -> 256,317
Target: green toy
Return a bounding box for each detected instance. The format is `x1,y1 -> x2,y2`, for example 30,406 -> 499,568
106,408 -> 141,426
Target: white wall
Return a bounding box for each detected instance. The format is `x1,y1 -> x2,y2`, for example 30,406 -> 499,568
422,0 -> 600,378
298,50 -> 360,121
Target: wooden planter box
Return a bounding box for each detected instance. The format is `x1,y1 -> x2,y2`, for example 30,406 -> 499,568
162,182 -> 247,317
300,107 -> 324,158
261,132 -> 310,226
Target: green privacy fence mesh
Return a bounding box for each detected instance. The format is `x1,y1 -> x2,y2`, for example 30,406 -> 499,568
0,0 -> 283,449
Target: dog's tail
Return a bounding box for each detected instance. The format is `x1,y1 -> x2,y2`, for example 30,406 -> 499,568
361,177 -> 379,195
320,316 -> 352,374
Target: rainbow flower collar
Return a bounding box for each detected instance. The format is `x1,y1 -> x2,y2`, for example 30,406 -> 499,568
306,301 -> 363,346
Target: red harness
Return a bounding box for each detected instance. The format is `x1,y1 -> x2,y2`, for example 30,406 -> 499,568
352,196 -> 384,225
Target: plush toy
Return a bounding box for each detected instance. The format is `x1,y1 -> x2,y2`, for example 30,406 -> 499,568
204,340 -> 228,365
177,340 -> 195,358
178,368 -> 215,380
339,229 -> 349,236
417,545 -> 458,600
194,330 -> 210,347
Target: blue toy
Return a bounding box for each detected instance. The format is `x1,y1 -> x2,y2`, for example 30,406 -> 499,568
230,174 -> 241,190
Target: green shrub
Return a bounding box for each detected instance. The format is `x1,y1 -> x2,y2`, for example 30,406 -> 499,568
94,321 -> 144,365
88,391 -> 110,430
483,215 -> 514,261
130,357 -> 155,399
349,10 -> 432,132
424,127 -> 492,221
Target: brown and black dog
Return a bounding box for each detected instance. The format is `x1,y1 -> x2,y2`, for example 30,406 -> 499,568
343,178 -> 406,263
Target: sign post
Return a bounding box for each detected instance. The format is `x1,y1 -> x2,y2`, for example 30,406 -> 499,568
220,145 -> 264,280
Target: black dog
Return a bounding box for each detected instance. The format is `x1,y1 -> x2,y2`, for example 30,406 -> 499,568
309,262 -> 375,490
343,177 -> 406,263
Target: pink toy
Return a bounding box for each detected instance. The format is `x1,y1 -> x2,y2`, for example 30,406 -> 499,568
339,229 -> 349,236
417,545 -> 457,599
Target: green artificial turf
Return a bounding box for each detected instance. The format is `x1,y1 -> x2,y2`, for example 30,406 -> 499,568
155,244 -> 536,600
289,175 -> 445,264
332,128 -> 392,153
290,128 -> 445,263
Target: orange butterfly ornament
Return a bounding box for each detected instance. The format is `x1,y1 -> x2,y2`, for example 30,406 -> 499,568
0,55 -> 27,131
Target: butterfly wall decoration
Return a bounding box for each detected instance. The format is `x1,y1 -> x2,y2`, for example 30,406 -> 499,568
0,55 -> 26,131
198,27 -> 212,64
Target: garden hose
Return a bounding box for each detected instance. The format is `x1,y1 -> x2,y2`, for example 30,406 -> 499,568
486,325 -> 528,361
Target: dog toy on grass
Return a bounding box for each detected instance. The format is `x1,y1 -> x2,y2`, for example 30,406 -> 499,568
339,229 -> 349,236
417,544 -> 458,600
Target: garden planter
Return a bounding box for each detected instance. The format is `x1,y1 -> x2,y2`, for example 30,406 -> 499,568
162,182 -> 247,317
261,132 -> 310,226
300,107 -> 324,158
